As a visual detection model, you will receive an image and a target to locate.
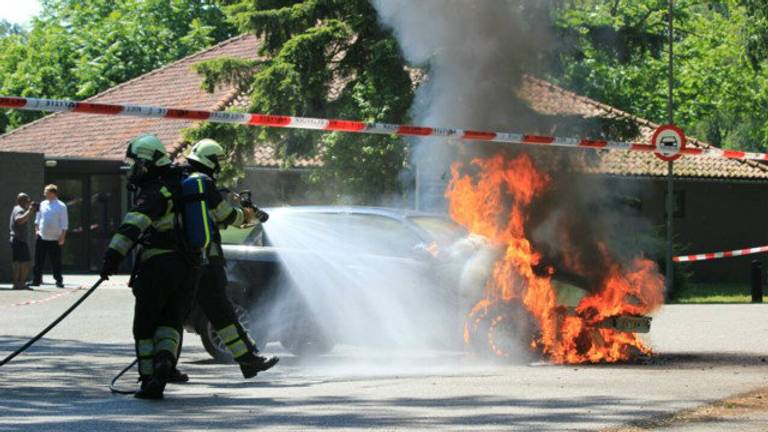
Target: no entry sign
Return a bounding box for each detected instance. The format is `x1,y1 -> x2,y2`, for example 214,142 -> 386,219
653,124 -> 686,162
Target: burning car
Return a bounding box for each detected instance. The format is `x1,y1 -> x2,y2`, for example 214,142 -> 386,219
185,200 -> 659,364
448,153 -> 665,364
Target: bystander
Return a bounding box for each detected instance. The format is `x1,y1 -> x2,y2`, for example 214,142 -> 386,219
31,185 -> 68,288
9,193 -> 37,290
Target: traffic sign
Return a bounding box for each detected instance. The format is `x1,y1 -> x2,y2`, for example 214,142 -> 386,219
653,124 -> 686,162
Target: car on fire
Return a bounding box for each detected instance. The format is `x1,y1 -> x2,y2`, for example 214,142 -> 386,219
184,206 -> 653,362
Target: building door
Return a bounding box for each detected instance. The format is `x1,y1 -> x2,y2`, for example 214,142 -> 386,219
45,167 -> 124,273
88,175 -> 123,272
45,176 -> 88,272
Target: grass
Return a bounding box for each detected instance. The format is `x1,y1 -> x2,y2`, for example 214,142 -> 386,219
670,282 -> 756,304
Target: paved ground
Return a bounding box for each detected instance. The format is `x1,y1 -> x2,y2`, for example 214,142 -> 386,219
0,275 -> 767,431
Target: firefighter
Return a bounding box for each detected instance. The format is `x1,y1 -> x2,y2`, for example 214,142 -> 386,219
100,134 -> 199,400
177,138 -> 278,379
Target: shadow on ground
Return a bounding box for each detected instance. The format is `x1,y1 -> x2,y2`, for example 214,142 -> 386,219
2,336 -> 751,431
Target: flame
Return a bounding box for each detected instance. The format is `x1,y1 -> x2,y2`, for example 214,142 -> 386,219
447,153 -> 665,364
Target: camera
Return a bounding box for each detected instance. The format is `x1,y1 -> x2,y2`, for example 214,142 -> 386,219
31,201 -> 40,211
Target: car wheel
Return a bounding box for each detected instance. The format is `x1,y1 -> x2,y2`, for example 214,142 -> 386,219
199,303 -> 251,363
466,301 -> 539,363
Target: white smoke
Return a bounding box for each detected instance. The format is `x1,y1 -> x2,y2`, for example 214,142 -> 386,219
373,0 -> 558,211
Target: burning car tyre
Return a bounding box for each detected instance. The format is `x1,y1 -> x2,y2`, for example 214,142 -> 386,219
466,301 -> 540,363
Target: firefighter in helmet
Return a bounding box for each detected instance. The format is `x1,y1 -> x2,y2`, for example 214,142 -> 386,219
100,134 -> 198,400
176,138 -> 278,378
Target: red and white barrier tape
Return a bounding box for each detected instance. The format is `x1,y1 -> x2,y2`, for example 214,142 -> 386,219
1,96 -> 767,161
4,287 -> 85,307
674,245 -> 768,263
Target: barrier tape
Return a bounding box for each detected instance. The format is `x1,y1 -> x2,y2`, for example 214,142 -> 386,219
674,246 -> 768,263
2,96 -> 768,161
4,286 -> 85,307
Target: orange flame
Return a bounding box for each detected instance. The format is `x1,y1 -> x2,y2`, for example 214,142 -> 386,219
447,153 -> 665,364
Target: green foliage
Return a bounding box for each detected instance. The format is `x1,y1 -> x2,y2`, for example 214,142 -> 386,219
193,58 -> 261,92
0,0 -> 234,133
0,20 -> 25,37
192,0 -> 414,203
741,0 -> 768,70
553,0 -> 768,151
669,282 -> 752,304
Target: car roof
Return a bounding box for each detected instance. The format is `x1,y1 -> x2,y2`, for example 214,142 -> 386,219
264,205 -> 449,223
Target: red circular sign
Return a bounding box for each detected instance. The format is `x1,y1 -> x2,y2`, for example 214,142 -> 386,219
653,124 -> 686,162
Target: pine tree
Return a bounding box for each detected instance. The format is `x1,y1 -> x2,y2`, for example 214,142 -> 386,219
189,0 -> 414,201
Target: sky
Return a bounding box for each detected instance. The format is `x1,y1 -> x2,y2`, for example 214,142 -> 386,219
0,0 -> 41,25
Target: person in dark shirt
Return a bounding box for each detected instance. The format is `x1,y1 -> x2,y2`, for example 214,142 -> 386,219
9,193 -> 37,290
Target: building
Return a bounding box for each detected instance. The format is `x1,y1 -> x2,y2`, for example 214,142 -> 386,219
1,34 -> 766,284
0,35 -> 317,275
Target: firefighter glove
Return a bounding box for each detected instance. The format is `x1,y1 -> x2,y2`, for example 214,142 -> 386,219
100,248 -> 123,279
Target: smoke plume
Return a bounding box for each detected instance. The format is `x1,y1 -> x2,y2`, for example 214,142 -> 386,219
373,0 -> 657,287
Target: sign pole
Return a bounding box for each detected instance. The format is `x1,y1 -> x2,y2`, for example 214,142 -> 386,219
665,0 -> 675,298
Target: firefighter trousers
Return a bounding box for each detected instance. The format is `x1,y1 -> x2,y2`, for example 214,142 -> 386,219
196,263 -> 258,359
132,252 -> 197,377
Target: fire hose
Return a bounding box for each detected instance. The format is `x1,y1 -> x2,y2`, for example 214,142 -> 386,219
109,359 -> 139,395
0,277 -> 140,395
1,96 -> 766,161
0,277 -> 106,368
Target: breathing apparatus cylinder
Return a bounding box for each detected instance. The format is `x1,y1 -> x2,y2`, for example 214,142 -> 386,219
181,173 -> 214,249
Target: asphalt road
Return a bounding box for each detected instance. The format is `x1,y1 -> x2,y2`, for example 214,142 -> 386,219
0,276 -> 767,431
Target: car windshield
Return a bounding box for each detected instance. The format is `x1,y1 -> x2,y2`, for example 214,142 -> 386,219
408,216 -> 466,247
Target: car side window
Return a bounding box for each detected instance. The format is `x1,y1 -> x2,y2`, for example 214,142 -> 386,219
343,214 -> 423,256
284,213 -> 422,257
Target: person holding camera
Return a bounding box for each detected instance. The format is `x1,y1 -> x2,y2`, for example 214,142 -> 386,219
31,184 -> 68,288
9,193 -> 37,290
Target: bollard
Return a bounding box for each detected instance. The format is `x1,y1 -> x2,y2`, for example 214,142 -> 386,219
751,259 -> 763,304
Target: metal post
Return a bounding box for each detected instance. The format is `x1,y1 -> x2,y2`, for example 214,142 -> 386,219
751,259 -> 763,303
665,0 -> 675,297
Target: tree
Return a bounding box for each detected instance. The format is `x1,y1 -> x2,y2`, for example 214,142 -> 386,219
0,19 -> 25,37
553,0 -> 768,151
741,0 -> 768,70
0,0 -> 235,133
188,0 -> 414,202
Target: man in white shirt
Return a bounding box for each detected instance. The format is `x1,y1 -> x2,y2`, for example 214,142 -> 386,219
31,184 -> 68,288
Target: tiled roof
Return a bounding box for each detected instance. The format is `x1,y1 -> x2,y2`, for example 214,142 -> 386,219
0,34 -> 266,161
518,76 -> 768,180
1,34 -> 766,179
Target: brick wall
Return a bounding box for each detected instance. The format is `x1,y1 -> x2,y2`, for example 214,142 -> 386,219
0,152 -> 45,283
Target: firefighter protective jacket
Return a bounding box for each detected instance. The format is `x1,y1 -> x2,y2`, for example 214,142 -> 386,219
107,177 -> 183,262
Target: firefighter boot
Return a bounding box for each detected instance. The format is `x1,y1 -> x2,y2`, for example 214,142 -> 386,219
237,352 -> 279,379
135,351 -> 174,400
168,367 -> 189,384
